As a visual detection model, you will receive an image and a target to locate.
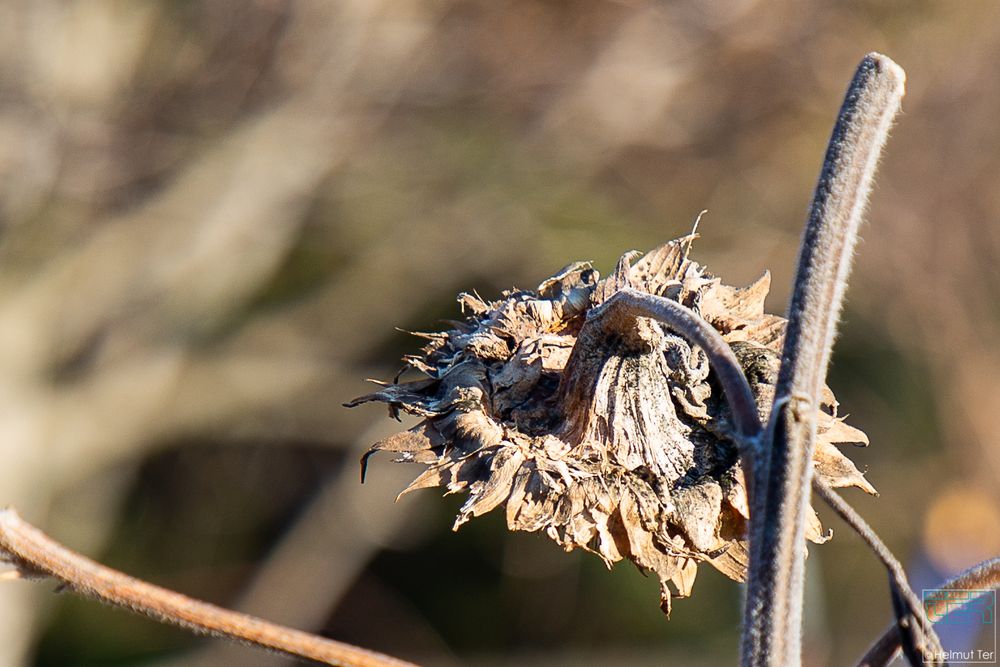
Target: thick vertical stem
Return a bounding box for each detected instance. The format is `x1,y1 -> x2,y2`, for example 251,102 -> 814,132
741,53 -> 906,666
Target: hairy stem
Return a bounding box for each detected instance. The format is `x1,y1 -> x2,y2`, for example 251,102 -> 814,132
0,508 -> 416,667
857,557 -> 1000,667
741,53 -> 906,666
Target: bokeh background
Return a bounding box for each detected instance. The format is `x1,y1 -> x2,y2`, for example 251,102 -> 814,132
0,1 -> 998,665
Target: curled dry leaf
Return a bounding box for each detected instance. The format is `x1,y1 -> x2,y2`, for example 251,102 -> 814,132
347,234 -> 875,614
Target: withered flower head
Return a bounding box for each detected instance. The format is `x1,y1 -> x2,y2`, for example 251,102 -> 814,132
347,234 -> 875,615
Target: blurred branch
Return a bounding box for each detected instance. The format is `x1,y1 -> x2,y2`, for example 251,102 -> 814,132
0,508 -> 417,667
741,53 -> 905,666
176,421 -> 440,667
857,557 -> 1000,667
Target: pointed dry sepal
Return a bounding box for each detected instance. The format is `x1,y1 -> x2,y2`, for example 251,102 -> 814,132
741,53 -> 906,666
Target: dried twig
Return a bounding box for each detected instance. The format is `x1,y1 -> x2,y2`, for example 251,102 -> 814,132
813,478 -> 943,663
741,53 -> 906,665
857,557 -> 1000,666
0,508 -> 416,667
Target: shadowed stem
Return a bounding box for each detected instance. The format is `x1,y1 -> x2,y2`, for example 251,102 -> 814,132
858,557 -> 1000,666
741,53 -> 906,666
813,478 -> 943,664
0,508 -> 416,667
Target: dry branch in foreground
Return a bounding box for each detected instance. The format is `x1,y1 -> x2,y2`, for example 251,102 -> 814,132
0,508 -> 414,667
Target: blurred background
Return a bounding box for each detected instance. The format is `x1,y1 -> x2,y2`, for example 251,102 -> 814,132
0,1 -> 998,665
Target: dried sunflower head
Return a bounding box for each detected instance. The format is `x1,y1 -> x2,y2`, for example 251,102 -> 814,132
347,233 -> 875,615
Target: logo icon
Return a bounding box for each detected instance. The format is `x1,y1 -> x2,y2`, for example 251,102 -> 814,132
922,588 -> 997,664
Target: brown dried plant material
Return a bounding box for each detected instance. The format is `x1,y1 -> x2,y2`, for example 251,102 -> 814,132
346,233 -> 875,614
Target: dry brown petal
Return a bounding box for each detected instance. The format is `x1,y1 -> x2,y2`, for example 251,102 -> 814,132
813,439 -> 878,495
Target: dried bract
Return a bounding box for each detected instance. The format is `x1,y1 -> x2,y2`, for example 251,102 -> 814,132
347,234 -> 875,614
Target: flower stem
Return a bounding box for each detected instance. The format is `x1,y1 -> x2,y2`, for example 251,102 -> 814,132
741,53 -> 906,666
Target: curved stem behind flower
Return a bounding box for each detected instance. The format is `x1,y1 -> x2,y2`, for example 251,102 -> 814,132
589,287 -> 764,511
591,287 -> 763,442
